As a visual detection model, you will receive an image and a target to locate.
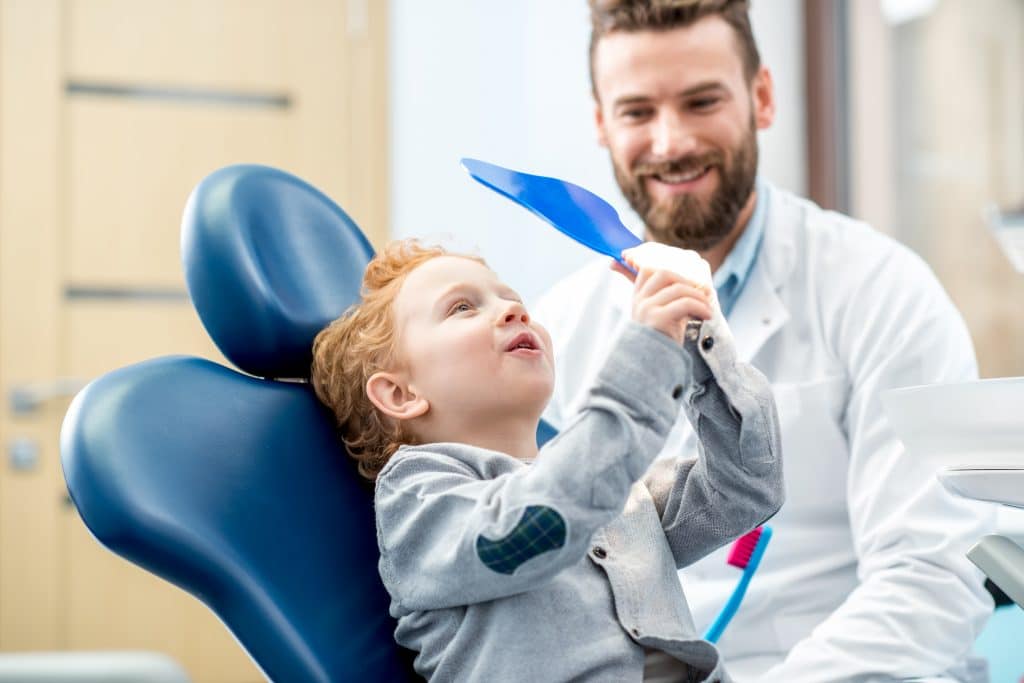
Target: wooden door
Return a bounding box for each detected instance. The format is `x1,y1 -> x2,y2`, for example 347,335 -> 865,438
0,1 -> 387,680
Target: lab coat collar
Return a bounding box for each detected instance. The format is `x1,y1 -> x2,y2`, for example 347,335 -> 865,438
606,183 -> 797,363
726,183 -> 797,363
714,178 -> 768,315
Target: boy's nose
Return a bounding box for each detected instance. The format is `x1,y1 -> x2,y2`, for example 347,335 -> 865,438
500,302 -> 530,325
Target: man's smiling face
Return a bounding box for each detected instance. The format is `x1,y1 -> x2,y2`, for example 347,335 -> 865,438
592,15 -> 773,251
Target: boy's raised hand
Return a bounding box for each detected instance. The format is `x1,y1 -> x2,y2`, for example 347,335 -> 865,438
612,261 -> 712,344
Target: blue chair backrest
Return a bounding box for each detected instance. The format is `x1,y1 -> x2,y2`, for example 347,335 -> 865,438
61,165 -> 417,682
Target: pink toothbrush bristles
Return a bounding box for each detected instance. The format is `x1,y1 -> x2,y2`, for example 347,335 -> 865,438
726,527 -> 763,569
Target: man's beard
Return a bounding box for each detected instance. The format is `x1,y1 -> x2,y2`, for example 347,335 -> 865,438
613,121 -> 758,252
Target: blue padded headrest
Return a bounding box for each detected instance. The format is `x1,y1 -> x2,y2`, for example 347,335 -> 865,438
182,165 -> 374,379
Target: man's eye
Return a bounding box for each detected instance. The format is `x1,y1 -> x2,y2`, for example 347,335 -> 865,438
691,97 -> 720,110
620,107 -> 653,121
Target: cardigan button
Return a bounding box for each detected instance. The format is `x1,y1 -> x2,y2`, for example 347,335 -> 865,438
591,546 -> 607,560
701,336 -> 715,351
631,627 -> 641,637
671,385 -> 684,400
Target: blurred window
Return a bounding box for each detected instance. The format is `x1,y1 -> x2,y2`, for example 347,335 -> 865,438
846,0 -> 1024,377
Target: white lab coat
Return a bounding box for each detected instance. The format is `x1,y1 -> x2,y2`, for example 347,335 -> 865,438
533,183 -> 996,682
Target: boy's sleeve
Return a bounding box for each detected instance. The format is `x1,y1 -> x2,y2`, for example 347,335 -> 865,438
643,315 -> 785,568
375,322 -> 689,612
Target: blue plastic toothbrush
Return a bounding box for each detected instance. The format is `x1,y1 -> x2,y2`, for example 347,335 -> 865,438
704,525 -> 773,643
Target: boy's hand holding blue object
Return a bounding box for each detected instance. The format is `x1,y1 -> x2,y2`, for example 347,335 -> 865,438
625,267 -> 712,344
615,243 -> 717,344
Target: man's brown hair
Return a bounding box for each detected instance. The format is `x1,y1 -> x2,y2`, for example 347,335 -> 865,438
311,240 -> 484,481
588,0 -> 761,95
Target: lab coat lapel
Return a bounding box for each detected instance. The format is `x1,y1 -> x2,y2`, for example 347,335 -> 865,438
730,264 -> 788,363
728,185 -> 797,363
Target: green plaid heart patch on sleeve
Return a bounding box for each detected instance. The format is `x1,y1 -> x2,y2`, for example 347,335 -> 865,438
475,505 -> 567,575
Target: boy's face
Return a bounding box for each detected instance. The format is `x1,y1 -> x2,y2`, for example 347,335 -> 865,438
391,256 -> 554,424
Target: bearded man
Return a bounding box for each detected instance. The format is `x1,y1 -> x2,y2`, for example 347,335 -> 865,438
534,1 -> 995,680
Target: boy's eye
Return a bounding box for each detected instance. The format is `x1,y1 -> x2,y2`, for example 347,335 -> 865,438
448,301 -> 474,316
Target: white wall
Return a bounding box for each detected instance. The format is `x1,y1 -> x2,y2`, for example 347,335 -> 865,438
390,0 -> 806,304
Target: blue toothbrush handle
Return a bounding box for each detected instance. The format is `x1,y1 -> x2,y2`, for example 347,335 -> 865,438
703,526 -> 773,644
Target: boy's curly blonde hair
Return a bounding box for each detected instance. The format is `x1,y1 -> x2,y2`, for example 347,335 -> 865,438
311,239 -> 484,481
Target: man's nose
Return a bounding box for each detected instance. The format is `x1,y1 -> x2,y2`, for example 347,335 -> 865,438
650,110 -> 697,160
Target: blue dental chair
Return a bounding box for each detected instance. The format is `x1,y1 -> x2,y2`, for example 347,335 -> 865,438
60,165 -> 419,682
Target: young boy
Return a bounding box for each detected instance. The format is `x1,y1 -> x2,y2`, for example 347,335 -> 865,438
311,239 -> 783,682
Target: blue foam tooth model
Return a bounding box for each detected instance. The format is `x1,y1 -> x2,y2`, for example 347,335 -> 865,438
461,158 -> 642,268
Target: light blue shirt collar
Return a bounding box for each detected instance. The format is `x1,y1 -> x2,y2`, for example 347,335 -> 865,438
713,179 -> 768,317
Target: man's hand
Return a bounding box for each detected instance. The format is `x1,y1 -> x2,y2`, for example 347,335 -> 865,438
613,261 -> 712,344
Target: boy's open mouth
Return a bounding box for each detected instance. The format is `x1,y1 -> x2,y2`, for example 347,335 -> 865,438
505,332 -> 540,353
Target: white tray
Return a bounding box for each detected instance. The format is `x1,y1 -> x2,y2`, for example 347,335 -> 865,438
882,377 -> 1024,469
939,467 -> 1024,508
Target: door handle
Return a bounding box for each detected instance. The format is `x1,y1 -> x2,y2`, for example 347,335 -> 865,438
9,378 -> 88,415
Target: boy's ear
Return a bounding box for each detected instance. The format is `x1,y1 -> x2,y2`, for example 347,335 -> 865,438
366,371 -> 429,421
